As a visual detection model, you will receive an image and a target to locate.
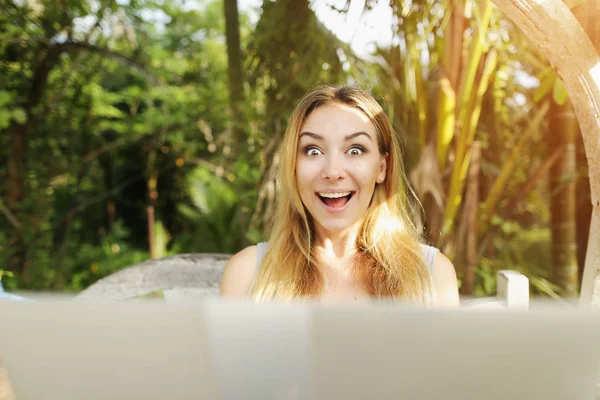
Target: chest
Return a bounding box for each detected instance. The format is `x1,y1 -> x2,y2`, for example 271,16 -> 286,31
318,268 -> 370,301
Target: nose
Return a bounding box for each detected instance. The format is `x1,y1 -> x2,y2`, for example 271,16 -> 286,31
321,152 -> 346,181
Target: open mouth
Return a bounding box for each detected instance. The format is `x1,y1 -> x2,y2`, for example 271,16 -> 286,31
317,191 -> 355,209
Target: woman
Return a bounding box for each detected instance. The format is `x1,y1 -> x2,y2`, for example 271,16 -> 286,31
220,85 -> 459,307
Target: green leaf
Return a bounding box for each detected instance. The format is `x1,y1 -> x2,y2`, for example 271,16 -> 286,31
0,91 -> 12,107
534,72 -> 555,103
153,220 -> 169,259
536,66 -> 553,82
552,78 -> 568,105
12,108 -> 27,124
93,103 -> 125,119
0,270 -> 15,281
0,109 -> 11,129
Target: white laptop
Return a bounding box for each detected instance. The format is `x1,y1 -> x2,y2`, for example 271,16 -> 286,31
0,300 -> 599,400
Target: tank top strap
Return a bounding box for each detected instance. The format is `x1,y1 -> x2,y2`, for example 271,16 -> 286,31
256,242 -> 270,270
418,243 -> 439,273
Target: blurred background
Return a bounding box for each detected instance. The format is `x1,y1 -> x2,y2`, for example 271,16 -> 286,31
0,0 -> 597,299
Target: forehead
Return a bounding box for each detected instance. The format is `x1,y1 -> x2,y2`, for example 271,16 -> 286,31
300,102 -> 376,140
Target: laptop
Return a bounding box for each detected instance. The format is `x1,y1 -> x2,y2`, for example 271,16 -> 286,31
0,300 -> 598,399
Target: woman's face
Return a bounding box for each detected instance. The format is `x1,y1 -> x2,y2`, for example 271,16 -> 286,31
295,102 -> 387,235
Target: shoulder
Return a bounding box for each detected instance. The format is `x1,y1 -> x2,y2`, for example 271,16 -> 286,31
431,251 -> 460,308
219,245 -> 258,298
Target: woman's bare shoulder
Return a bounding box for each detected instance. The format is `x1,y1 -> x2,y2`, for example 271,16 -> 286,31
219,245 -> 259,298
431,252 -> 460,308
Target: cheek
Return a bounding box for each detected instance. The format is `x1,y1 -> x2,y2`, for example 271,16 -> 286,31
354,159 -> 381,185
296,159 -> 319,179
295,161 -> 315,193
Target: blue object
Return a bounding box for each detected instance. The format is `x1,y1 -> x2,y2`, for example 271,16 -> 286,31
0,280 -> 25,301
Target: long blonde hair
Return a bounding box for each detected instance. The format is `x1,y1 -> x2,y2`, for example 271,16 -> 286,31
252,85 -> 433,304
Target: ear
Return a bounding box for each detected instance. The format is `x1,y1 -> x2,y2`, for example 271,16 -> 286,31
378,152 -> 388,182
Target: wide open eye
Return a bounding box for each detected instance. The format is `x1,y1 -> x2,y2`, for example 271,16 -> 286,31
303,146 -> 323,156
348,146 -> 365,156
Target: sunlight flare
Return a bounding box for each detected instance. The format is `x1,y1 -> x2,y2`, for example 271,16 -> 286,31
590,63 -> 600,95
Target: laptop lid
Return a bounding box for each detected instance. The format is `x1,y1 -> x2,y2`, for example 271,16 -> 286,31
310,305 -> 600,399
1,301 -> 599,400
0,301 -> 220,400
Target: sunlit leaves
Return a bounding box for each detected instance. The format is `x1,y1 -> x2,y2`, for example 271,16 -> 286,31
0,91 -> 27,128
0,0 -> 243,289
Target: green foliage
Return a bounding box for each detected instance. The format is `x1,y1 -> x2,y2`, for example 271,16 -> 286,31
0,91 -> 27,128
0,270 -> 14,284
366,0 -> 583,299
473,225 -> 561,298
0,0 -> 243,290
0,0 -> 579,301
534,67 -> 569,105
248,0 -> 345,122
171,166 -> 245,254
131,290 -> 165,301
68,221 -> 150,292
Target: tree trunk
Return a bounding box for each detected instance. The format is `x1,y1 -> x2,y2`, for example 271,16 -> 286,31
6,123 -> 27,210
444,0 -> 467,92
425,0 -> 467,245
223,0 -> 245,151
5,44 -> 67,276
461,142 -> 480,295
548,99 -> 579,297
224,0 -> 250,248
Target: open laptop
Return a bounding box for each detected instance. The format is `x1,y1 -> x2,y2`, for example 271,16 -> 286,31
0,300 -> 599,399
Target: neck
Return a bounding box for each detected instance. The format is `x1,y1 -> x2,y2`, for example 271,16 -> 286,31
313,222 -> 361,265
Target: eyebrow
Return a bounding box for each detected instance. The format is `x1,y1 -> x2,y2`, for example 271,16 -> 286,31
299,131 -> 373,141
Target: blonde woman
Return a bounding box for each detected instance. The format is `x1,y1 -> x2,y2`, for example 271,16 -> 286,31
220,85 -> 459,307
